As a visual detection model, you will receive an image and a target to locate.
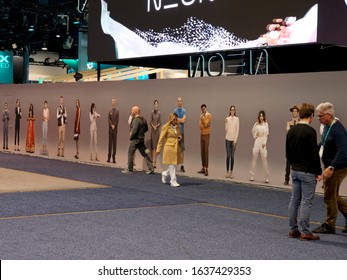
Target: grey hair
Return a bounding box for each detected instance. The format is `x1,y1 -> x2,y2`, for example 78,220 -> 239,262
316,102 -> 335,118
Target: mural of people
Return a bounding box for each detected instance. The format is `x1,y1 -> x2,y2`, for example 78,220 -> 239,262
25,103 -> 35,153
174,97 -> 187,172
250,110 -> 270,183
89,102 -> 100,161
225,105 -> 239,179
42,100 -> 50,155
2,102 -> 10,150
57,96 -> 67,157
198,104 -> 212,176
107,97 -> 119,163
150,99 -> 161,169
284,105 -> 300,185
14,99 -> 22,151
74,99 -> 81,159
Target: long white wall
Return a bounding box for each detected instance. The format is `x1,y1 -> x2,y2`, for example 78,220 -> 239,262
1,71 -> 347,195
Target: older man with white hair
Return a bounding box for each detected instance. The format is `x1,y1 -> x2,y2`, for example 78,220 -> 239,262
313,102 -> 347,234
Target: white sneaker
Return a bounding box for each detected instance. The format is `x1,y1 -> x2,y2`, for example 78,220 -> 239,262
170,182 -> 180,187
146,169 -> 155,174
161,173 -> 167,184
122,169 -> 133,174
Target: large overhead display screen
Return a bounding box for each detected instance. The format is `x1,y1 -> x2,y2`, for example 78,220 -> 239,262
318,0 -> 347,45
88,0 -> 320,61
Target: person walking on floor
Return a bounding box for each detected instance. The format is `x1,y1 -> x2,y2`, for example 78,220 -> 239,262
156,113 -> 183,187
286,103 -> 321,241
313,102 -> 347,234
122,106 -> 154,174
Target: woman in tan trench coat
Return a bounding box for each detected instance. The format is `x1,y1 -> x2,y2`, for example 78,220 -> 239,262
156,113 -> 183,187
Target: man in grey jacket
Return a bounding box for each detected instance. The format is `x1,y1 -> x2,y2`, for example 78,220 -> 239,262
122,106 -> 154,174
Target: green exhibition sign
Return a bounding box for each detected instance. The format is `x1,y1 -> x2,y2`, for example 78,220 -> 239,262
0,51 -> 13,84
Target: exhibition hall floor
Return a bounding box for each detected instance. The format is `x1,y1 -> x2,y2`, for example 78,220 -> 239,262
0,152 -> 346,260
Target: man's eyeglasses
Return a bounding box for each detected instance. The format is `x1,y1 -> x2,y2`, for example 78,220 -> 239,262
317,113 -> 328,118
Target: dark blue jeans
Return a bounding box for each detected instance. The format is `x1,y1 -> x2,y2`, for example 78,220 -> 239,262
225,140 -> 235,172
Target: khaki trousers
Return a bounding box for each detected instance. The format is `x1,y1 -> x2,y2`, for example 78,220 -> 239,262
324,167 -> 347,228
58,124 -> 65,153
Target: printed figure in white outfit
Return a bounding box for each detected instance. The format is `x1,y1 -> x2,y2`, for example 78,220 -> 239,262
89,103 -> 100,161
156,113 -> 183,187
250,110 -> 270,183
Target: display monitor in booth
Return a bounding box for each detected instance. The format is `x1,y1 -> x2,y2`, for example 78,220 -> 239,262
88,0 -> 346,62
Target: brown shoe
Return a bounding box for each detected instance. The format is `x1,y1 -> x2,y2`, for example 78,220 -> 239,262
300,233 -> 320,241
197,168 -> 205,174
288,229 -> 301,238
312,223 -> 335,234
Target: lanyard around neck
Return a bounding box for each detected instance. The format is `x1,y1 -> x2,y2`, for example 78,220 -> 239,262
323,121 -> 335,146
